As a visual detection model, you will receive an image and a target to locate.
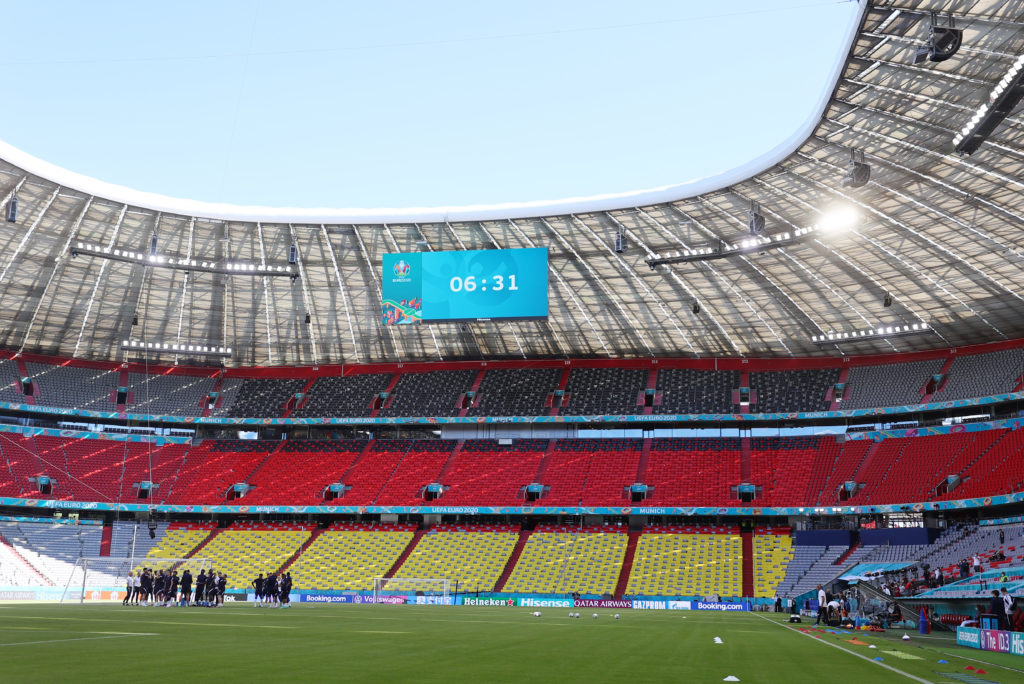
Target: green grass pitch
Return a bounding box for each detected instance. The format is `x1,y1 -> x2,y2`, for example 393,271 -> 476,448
1,603 -> 1022,683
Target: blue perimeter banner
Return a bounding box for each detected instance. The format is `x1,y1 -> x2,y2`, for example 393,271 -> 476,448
382,248 -> 548,325
957,627 -> 1024,656
239,593 -> 750,610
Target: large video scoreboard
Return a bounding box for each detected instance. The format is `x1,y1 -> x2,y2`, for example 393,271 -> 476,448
381,247 -> 548,325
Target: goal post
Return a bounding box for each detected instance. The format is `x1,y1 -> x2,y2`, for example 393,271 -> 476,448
58,557 -> 209,604
372,577 -> 450,603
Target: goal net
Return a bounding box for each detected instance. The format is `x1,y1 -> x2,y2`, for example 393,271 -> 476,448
372,577 -> 450,604
58,557 -> 209,604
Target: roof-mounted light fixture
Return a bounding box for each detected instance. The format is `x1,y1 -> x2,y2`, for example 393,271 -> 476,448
912,15 -> 962,64
122,339 -> 232,357
74,242 -> 298,278
811,321 -> 932,345
953,54 -> 1024,155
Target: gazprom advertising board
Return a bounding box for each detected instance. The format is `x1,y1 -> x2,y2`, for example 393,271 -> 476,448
382,248 -> 548,325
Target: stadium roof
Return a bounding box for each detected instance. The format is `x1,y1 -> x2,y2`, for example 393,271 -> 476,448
0,0 -> 1022,367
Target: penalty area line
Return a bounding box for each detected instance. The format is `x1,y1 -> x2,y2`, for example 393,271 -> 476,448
752,613 -> 932,684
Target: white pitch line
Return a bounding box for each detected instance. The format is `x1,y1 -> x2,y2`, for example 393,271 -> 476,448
753,614 -> 933,684
0,615 -> 296,629
0,633 -> 157,647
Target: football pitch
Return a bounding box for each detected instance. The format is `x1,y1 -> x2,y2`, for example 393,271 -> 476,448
1,604 -> 1021,683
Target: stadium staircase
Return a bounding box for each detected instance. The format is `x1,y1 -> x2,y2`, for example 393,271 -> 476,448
201,373 -> 224,417
613,529 -> 641,598
741,530 -> 754,597
340,440 -> 376,482
284,377 -> 318,417
740,438 -> 751,482
435,441 -> 464,480
532,440 -> 557,481
240,442 -> 287,485
369,374 -> 401,418
827,368 -> 849,410
184,527 -> 222,559
14,357 -> 34,405
833,542 -> 860,566
548,368 -> 570,416
0,532 -> 51,584
99,522 -> 112,557
277,526 -> 326,574
115,367 -> 130,411
642,369 -> 657,415
457,370 -> 486,417
493,528 -> 532,592
738,371 -> 750,414
384,527 -> 427,579
635,439 -> 651,482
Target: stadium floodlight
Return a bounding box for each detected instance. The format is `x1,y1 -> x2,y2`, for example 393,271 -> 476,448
953,54 -> 1024,155
811,320 -> 933,344
71,243 -> 298,278
912,19 -> 962,65
122,339 -> 232,357
883,293 -> 893,307
692,301 -> 700,314
613,230 -> 627,253
840,149 -> 871,188
6,194 -> 17,223
289,243 -> 299,264
747,202 -> 765,235
644,223 -> 819,268
817,204 -> 859,234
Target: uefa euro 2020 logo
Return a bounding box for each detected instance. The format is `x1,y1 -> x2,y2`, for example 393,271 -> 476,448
393,260 -> 411,277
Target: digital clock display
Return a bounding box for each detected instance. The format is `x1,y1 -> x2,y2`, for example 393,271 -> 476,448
382,247 -> 548,325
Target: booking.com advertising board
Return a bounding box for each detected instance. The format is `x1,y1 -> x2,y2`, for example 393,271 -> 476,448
381,248 -> 548,325
244,592 -> 751,611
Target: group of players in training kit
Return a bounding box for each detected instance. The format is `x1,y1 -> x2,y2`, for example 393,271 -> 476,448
121,568 -> 293,608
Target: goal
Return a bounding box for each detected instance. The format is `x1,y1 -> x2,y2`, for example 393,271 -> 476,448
58,557 -> 209,604
372,577 -> 450,604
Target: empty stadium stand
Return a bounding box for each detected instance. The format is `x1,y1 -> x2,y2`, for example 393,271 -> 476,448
625,525 -> 742,598
148,522 -> 313,590
126,372 -> 215,416
841,359 -> 946,409
376,370 -> 476,417
390,524 -> 519,592
466,367 -> 561,416
749,369 -> 838,413
288,522 -> 416,591
212,378 -> 307,418
930,347 -> 1024,401
292,373 -> 393,417
654,369 -> 738,414
26,362 -> 120,411
752,527 -> 793,598
560,368 -> 647,415
502,524 -> 627,595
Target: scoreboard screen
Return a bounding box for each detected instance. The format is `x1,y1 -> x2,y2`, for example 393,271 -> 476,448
381,247 -> 548,325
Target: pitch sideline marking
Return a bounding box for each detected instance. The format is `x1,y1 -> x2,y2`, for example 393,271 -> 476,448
753,613 -> 933,684
0,633 -> 157,647
0,615 -> 296,629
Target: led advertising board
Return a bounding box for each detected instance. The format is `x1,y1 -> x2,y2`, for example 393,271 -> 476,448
381,247 -> 548,325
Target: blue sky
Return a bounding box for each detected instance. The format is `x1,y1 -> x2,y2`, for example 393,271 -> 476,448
2,0 -> 860,209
